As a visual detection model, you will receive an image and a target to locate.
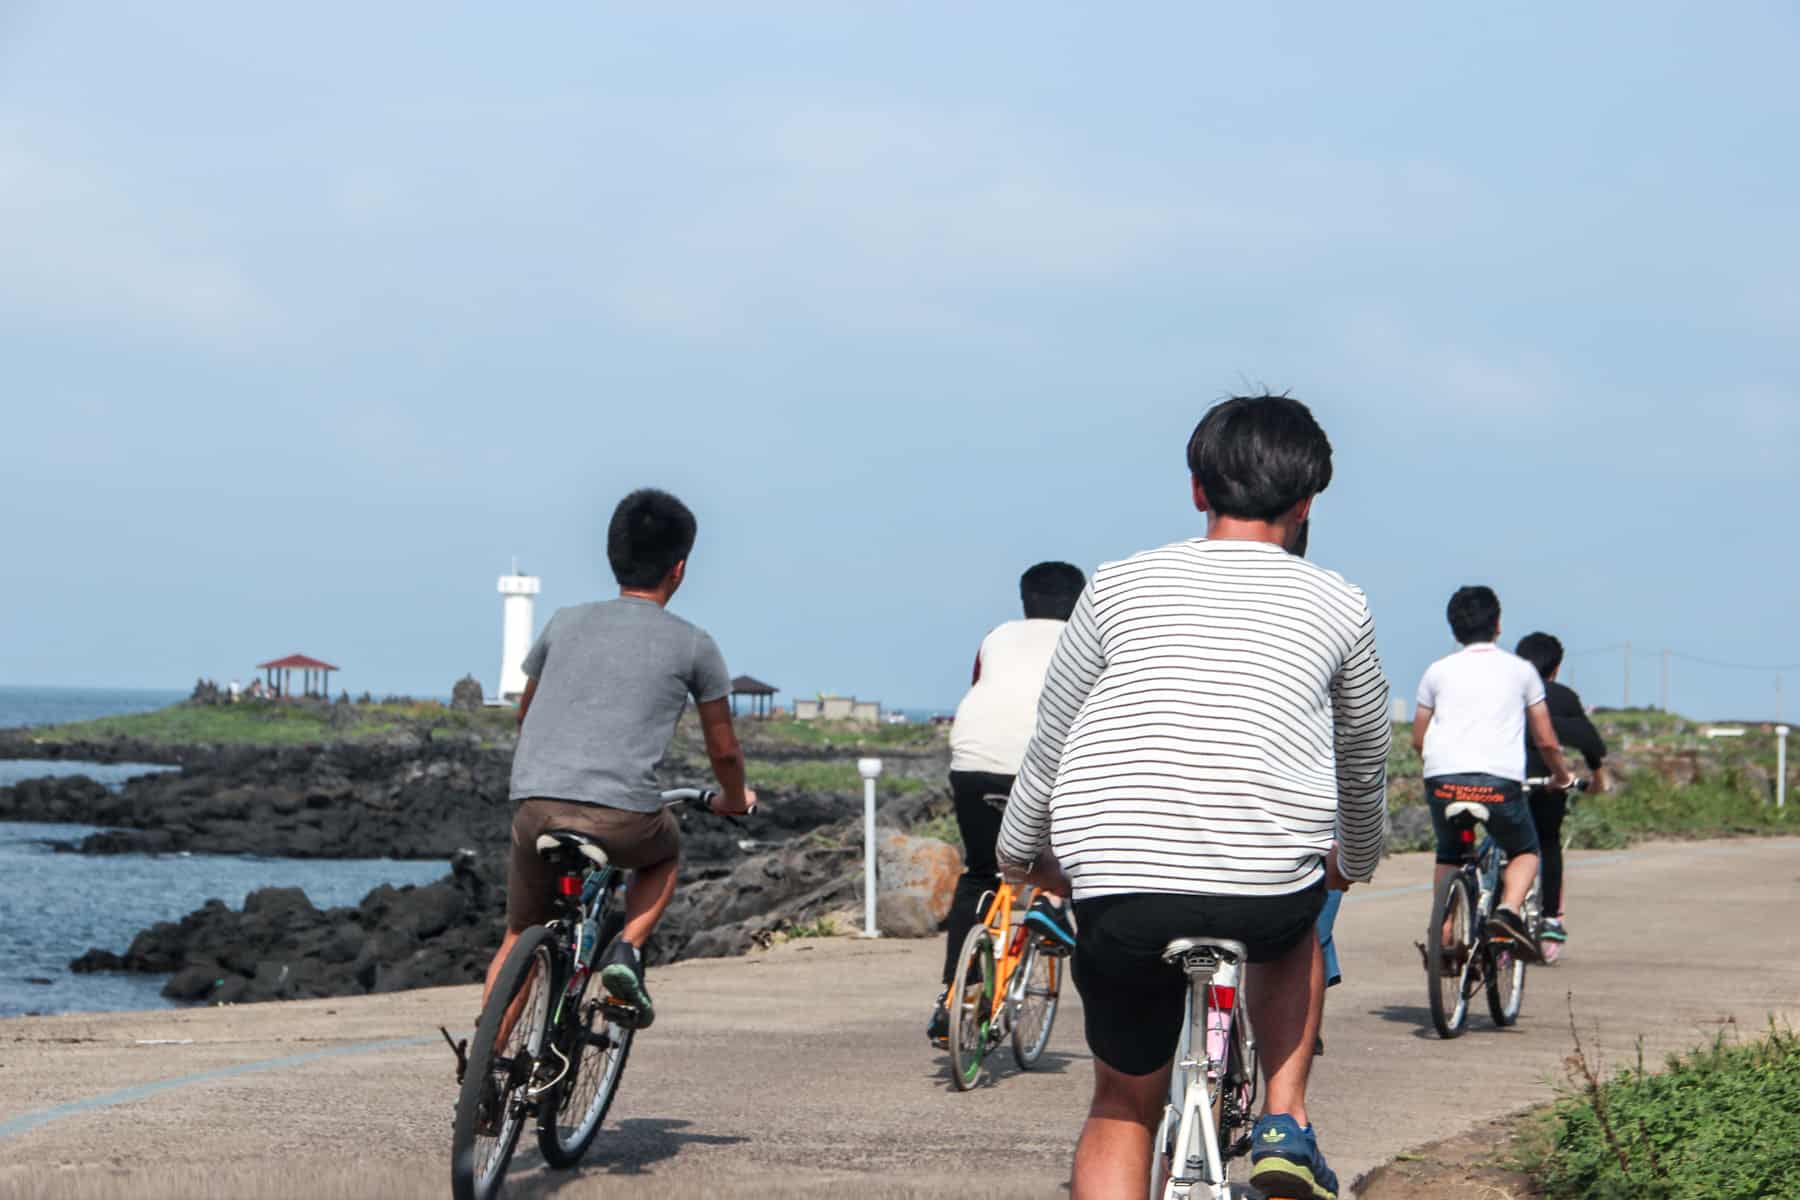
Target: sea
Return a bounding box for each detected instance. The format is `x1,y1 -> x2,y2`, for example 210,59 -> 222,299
0,686 -> 445,1018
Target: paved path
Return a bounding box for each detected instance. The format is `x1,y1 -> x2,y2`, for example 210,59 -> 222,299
2,839 -> 1797,1199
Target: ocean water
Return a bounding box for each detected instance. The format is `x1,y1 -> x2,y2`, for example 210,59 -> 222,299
0,686 -> 452,1018
0,684 -> 187,730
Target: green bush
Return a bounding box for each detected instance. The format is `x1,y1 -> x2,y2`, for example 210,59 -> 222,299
1535,1022 -> 1800,1199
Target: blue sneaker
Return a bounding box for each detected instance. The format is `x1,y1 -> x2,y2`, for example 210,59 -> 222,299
1023,896 -> 1076,949
1249,1114 -> 1339,1200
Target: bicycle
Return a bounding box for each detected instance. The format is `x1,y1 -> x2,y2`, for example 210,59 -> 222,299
448,788 -> 743,1200
943,797 -> 1069,1090
1420,778 -> 1584,1038
1149,937 -> 1259,1200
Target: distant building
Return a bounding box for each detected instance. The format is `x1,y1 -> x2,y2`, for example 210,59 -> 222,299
496,566 -> 541,704
793,694 -> 880,724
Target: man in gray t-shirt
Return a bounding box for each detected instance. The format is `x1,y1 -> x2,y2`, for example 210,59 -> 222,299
481,489 -> 756,1031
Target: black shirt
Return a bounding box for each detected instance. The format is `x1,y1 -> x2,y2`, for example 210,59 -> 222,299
1524,679 -> 1608,777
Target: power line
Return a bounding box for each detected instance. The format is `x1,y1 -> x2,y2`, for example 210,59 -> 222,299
1664,650 -> 1800,672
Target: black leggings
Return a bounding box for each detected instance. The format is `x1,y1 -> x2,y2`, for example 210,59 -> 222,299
1528,788 -> 1568,916
939,770 -> 1011,986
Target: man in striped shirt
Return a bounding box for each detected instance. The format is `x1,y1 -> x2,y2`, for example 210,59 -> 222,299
998,395 -> 1391,1200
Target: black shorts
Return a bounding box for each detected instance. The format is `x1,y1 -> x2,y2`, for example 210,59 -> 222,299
1425,774 -> 1538,865
1072,883 -> 1326,1077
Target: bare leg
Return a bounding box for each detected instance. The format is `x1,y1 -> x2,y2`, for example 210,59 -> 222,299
481,926 -> 538,1049
621,857 -> 679,947
1246,929 -> 1324,1128
1500,851 -> 1539,912
1434,862 -> 1458,947
1070,1058 -> 1171,1200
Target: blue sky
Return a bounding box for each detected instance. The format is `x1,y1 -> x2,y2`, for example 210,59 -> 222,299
2,3 -> 1796,719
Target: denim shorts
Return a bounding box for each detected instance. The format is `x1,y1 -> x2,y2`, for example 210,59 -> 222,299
1425,773 -> 1539,865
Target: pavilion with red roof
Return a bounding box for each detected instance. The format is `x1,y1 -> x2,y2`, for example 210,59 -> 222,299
257,654 -> 340,699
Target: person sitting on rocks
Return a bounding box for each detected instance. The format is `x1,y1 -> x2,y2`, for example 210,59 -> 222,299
481,487 -> 757,1030
928,560 -> 1085,1045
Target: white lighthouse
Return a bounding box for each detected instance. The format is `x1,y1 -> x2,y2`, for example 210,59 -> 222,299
497,567 -> 541,703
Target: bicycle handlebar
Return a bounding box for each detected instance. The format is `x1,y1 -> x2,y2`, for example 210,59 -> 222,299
1523,776 -> 1591,793
658,787 -> 757,818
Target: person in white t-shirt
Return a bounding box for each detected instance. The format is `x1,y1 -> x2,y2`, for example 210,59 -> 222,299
1412,586 -> 1573,957
927,561 -> 1085,1045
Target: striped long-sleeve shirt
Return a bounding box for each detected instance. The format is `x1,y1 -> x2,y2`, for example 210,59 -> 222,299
996,538 -> 1391,900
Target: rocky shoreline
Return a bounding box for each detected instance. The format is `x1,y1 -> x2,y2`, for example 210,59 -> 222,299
1,723 -> 962,1007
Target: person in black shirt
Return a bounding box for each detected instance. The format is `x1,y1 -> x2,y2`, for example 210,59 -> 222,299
1514,633 -> 1610,951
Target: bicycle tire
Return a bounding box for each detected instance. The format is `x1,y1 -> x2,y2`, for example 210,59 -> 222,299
1486,874 -> 1534,1026
536,962 -> 635,1167
452,925 -> 558,1200
1009,939 -> 1060,1070
946,924 -> 995,1091
1426,872 -> 1476,1039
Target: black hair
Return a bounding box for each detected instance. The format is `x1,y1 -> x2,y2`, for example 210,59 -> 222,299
1516,632 -> 1564,680
1446,585 -> 1501,645
1185,394 -> 1333,521
1020,561 -> 1086,621
607,488 -> 697,588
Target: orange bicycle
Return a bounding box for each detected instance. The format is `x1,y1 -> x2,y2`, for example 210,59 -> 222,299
944,874 -> 1067,1089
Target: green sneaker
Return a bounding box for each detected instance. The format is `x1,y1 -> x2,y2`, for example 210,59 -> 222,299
599,940 -> 654,1029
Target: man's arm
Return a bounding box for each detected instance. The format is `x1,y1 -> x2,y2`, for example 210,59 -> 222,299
997,582 -> 1106,872
516,677 -> 538,730
696,697 -> 756,815
1330,599 -> 1391,884
1411,705 -> 1432,755
1527,701 -> 1575,790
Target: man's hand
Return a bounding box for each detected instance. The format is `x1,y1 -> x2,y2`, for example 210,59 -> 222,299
1323,844 -> 1351,892
1592,765 -> 1611,795
712,787 -> 758,816
1551,768 -> 1575,792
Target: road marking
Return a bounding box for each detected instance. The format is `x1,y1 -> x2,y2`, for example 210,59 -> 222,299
0,1035 -> 436,1142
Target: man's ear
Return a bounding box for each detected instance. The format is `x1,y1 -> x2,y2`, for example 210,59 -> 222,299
1191,476 -> 1209,513
666,559 -> 687,592
1289,496 -> 1315,525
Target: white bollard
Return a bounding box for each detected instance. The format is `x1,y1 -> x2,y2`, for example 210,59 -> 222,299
858,758 -> 884,937
1778,726 -> 1789,810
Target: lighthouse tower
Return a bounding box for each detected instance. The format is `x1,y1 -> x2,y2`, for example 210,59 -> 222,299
496,566 -> 541,703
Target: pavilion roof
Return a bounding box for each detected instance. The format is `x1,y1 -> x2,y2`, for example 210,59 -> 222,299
257,653 -> 341,671
730,675 -> 778,695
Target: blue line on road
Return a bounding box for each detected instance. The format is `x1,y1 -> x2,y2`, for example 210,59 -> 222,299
0,1034 -> 436,1142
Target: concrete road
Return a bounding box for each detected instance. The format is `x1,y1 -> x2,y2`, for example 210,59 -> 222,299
2,838 -> 1796,1199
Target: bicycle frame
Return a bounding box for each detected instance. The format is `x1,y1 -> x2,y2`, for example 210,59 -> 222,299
1156,941 -> 1251,1200
976,880 -> 1037,1026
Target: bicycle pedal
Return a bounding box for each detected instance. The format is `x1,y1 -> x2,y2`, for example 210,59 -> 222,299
439,1025 -> 470,1085
600,999 -> 647,1029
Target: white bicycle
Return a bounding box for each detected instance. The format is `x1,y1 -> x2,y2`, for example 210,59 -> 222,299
1149,937 -> 1259,1200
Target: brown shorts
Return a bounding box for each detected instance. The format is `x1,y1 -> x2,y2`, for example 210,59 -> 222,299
506,798 -> 681,930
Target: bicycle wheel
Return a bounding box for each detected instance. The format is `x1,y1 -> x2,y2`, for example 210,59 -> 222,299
946,924 -> 995,1091
1426,873 -> 1476,1039
452,925 -> 558,1200
1486,874 -> 1534,1026
1009,940 -> 1060,1070
537,963 -> 635,1167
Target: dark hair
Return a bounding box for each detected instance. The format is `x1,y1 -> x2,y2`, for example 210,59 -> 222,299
1020,561 -> 1086,621
1186,394 -> 1333,521
1446,586 -> 1501,645
1515,632 -> 1564,680
607,488 -> 697,588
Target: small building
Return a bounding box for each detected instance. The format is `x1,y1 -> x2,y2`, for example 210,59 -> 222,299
794,694 -> 880,724
256,654 -> 339,699
730,675 -> 778,719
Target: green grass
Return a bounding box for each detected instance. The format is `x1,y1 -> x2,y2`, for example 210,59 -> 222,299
746,760 -> 929,797
907,807 -> 963,850
20,700 -> 517,747
1564,773 -> 1794,849
739,716 -> 945,751
1529,1021 -> 1800,1199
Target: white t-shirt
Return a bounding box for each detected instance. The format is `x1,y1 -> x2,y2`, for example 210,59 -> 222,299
949,619 -> 1066,775
1416,642 -> 1546,783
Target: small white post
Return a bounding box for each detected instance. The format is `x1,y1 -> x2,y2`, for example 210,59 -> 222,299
1777,726 -> 1789,810
858,757 -> 884,937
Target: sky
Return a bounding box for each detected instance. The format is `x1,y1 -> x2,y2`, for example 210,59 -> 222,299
2,3 -> 1797,720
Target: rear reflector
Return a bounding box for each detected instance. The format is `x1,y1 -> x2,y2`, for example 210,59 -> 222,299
1208,984 -> 1237,1013
557,874 -> 582,897
1460,829 -> 1476,844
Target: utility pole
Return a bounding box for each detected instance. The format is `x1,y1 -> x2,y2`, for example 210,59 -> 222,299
1778,673 -> 1785,724
1660,649 -> 1670,713
1623,641 -> 1632,709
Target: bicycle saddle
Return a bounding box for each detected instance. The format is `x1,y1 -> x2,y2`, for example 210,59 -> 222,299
1443,801 -> 1491,825
535,830 -> 611,867
1160,937 -> 1249,968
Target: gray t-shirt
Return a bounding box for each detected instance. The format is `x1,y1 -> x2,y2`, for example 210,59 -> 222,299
509,597 -> 731,813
